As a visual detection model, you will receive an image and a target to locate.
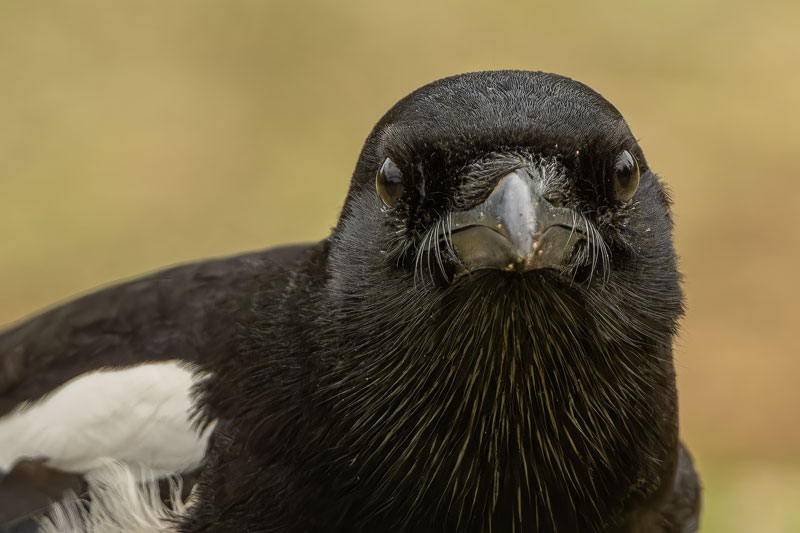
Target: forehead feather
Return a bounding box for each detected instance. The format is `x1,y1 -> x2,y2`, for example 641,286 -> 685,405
352,71 -> 641,192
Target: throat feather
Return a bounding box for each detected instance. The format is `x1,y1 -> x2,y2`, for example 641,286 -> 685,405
321,273 -> 671,532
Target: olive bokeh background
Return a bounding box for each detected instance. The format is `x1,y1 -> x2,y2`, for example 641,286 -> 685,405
1,2 -> 798,531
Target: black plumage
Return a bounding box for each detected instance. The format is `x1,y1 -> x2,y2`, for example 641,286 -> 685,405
0,70 -> 700,532
0,246 -> 307,417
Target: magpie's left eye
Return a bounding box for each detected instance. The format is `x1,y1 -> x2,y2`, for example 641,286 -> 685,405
376,158 -> 405,207
612,150 -> 640,202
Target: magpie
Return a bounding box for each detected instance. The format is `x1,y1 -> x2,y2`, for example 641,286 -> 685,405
0,70 -> 701,532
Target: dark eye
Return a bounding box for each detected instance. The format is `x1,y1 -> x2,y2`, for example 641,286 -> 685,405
376,158 -> 404,207
612,150 -> 640,202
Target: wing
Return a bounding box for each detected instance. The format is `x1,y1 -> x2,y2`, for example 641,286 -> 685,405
0,244 -> 309,416
657,442 -> 702,532
0,243 -> 312,526
627,441 -> 702,533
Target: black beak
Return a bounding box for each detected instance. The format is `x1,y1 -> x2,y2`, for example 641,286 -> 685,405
443,171 -> 587,277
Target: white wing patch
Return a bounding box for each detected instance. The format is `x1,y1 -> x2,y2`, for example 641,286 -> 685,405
0,361 -> 213,476
37,460 -> 186,533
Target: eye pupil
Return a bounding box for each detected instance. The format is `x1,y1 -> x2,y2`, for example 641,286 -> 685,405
376,158 -> 405,207
615,152 -> 634,186
612,150 -> 640,202
381,158 -> 403,184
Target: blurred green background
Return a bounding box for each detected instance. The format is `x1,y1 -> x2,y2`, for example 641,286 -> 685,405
1,1 -> 798,531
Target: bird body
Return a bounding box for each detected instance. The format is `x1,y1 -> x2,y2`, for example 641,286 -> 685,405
0,70 -> 700,532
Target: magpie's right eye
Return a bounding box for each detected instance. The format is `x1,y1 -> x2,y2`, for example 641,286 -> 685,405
376,158 -> 404,207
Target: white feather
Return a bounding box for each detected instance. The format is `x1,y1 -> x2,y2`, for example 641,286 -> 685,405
0,361 -> 213,476
37,460 -> 187,533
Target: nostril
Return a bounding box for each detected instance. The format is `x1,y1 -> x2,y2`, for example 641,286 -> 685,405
544,193 -> 565,208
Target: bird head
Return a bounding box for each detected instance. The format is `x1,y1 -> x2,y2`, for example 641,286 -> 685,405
330,71 -> 680,339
